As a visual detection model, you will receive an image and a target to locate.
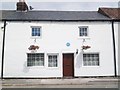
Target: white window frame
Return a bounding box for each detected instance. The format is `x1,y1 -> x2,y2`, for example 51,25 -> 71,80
78,26 -> 89,38
82,52 -> 100,67
47,53 -> 59,68
31,26 -> 42,38
27,53 -> 45,67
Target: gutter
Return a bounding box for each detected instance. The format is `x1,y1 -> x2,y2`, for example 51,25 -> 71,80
1,20 -> 6,79
111,21 -> 117,77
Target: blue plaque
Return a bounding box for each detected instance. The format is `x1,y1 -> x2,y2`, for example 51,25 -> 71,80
66,42 -> 70,47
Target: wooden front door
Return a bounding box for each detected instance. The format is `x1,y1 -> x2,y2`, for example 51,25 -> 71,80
63,53 -> 74,77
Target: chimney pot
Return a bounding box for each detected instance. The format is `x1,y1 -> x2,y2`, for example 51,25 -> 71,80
19,0 -> 25,2
17,0 -> 28,11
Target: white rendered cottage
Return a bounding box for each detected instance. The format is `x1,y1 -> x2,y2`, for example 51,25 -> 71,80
0,1 -> 119,78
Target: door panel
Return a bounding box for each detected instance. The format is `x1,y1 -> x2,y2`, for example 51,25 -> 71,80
63,54 -> 74,77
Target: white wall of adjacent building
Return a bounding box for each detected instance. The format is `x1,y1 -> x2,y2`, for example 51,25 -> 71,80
2,21 -> 115,78
0,22 -> 3,78
114,22 -> 119,76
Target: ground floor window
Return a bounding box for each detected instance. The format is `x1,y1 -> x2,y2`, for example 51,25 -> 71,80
83,53 -> 99,66
27,53 -> 44,66
48,54 -> 58,67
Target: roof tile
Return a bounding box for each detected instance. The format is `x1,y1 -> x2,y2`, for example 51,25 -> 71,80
0,10 -> 110,21
98,8 -> 120,20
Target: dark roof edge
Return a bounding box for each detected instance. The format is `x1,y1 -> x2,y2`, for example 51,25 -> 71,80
0,19 -> 115,22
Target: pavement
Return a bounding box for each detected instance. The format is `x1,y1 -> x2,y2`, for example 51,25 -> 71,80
0,77 -> 119,88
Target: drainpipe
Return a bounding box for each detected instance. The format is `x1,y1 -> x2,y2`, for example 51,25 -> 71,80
1,20 -> 6,79
111,21 -> 117,77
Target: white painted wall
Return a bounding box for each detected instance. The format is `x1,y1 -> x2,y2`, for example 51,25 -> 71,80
3,21 -> 115,78
75,22 -> 114,76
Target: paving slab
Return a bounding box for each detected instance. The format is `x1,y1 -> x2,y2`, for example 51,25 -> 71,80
1,77 -> 118,88
1,77 -> 118,85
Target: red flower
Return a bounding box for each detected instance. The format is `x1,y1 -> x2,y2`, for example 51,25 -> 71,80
28,45 -> 39,50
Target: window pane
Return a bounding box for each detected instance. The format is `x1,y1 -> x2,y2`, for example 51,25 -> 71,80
27,53 -> 44,66
83,53 -> 99,66
79,27 -> 88,37
32,28 -> 35,36
38,32 -> 40,36
48,55 -> 58,67
31,27 -> 41,37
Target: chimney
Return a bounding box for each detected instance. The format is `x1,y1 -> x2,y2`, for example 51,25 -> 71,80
16,0 -> 28,11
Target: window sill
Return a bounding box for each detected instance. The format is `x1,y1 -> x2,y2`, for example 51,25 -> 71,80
77,37 -> 90,40
81,66 -> 100,68
30,36 -> 42,39
27,66 -> 45,68
47,67 -> 59,69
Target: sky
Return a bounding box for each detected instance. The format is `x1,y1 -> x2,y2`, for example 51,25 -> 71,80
0,0 -> 120,11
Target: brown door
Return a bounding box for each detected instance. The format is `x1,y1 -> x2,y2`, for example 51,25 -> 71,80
63,53 -> 74,77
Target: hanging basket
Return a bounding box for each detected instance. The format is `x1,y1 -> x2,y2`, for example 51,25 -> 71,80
82,45 -> 91,50
28,45 -> 39,50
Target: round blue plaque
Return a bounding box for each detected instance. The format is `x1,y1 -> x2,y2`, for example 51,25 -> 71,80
66,42 -> 70,47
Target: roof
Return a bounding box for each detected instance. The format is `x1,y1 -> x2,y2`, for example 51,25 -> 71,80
0,10 -> 111,21
98,8 -> 120,20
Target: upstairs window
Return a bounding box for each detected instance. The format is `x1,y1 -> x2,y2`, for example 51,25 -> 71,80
31,26 -> 41,37
79,26 -> 88,37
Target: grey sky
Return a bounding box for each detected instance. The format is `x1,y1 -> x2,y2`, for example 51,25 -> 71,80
0,2 -> 119,11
